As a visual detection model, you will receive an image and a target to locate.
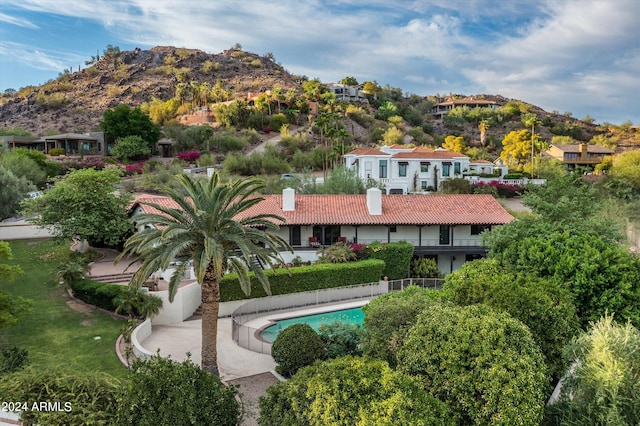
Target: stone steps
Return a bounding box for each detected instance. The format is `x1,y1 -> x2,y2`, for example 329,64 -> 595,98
89,272 -> 135,284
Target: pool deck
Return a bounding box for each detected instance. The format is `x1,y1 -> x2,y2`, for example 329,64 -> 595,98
141,299 -> 370,381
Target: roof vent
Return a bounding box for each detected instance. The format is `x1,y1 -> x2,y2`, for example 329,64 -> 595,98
367,188 -> 382,215
282,187 -> 295,211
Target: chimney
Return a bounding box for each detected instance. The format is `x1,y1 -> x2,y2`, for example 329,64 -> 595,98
366,188 -> 382,215
282,187 -> 295,211
579,143 -> 587,159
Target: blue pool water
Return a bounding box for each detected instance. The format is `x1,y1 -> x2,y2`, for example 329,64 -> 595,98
260,307 -> 364,343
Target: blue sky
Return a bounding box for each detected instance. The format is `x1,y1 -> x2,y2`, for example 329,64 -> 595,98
1,0 -> 639,125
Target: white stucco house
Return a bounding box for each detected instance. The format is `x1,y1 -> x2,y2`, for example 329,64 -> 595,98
343,145 -> 508,194
131,188 -> 514,276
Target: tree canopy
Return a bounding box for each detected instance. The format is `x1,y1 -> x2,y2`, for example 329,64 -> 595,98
23,167 -> 132,250
0,165 -> 34,220
444,258 -> 580,380
100,104 -> 160,149
397,303 -> 548,426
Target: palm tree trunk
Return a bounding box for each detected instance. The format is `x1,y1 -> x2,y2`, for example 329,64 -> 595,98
201,262 -> 221,376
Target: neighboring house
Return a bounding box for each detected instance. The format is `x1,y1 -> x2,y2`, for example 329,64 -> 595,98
344,145 -> 506,193
131,188 -> 514,274
432,96 -> 498,119
325,83 -> 369,103
0,132 -> 105,155
544,144 -> 614,168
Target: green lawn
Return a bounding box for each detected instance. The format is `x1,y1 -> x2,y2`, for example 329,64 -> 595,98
0,239 -> 129,379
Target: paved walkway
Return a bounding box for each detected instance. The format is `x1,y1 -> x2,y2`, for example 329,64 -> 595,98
141,318 -> 276,381
0,219 -> 55,240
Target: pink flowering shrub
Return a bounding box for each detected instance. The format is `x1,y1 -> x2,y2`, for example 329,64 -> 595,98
177,151 -> 201,162
471,181 -> 525,198
125,161 -> 145,175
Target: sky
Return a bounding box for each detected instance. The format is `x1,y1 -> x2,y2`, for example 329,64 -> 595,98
1,0 -> 639,125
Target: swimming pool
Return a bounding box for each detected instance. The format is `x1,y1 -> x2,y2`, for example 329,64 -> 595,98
259,307 -> 364,343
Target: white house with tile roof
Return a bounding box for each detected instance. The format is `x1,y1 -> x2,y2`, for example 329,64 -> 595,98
344,145 -> 506,193
131,188 -> 513,275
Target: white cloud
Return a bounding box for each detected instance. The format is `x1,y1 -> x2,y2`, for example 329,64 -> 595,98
1,0 -> 638,123
0,12 -> 39,29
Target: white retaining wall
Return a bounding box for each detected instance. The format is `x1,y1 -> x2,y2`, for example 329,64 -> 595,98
131,318 -> 154,360
151,282 -> 202,325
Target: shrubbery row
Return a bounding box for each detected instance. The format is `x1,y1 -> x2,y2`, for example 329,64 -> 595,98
220,259 -> 385,301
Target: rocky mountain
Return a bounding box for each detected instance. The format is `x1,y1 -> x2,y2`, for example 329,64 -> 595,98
0,46 -> 605,147
0,46 -> 302,135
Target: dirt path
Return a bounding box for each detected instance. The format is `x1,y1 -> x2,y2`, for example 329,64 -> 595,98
248,126 -> 303,154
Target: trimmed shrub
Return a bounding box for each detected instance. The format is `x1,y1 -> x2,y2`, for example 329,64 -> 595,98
361,285 -> 443,366
48,147 -> 66,156
0,367 -> 119,425
318,322 -> 362,359
397,304 -> 548,425
259,356 -> 454,426
271,324 -> 325,377
365,241 -> 414,280
220,259 -> 385,301
70,279 -> 125,311
411,257 -> 443,278
115,355 -> 240,426
177,151 -> 201,162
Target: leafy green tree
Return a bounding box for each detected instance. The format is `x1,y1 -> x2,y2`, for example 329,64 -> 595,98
23,167 -> 132,251
0,367 -> 119,425
302,78 -> 326,100
444,258 -> 580,380
397,303 -> 548,426
115,354 -> 239,425
100,104 -> 160,150
0,165 -> 34,220
485,219 -> 640,327
119,172 -> 290,375
340,76 -> 359,85
361,285 -> 442,366
522,174 -> 599,225
259,356 -> 454,426
213,100 -> 249,128
110,135 -> 151,162
609,150 -> 640,193
545,315 -> 640,425
313,166 -> 367,194
374,100 -> 398,121
0,151 -> 47,187
271,323 -> 325,377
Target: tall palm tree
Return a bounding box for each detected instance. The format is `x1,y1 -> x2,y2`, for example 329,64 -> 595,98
119,172 -> 291,375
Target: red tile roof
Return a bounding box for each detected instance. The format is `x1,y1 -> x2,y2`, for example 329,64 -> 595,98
470,160 -> 493,164
132,193 -> 513,226
345,148 -> 390,156
393,150 -> 467,160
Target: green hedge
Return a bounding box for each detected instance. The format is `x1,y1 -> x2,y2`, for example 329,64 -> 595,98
220,259 -> 385,302
366,242 -> 414,280
71,279 -> 125,312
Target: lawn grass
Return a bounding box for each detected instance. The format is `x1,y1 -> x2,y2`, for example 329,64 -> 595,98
0,239 -> 129,380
